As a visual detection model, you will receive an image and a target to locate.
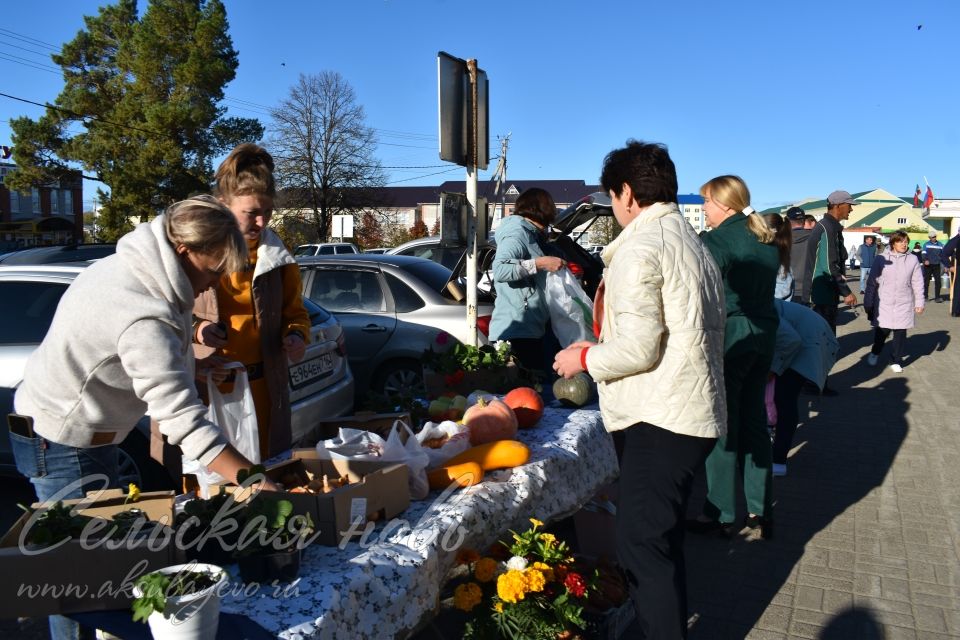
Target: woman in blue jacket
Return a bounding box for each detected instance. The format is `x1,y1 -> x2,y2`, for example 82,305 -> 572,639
488,187 -> 566,374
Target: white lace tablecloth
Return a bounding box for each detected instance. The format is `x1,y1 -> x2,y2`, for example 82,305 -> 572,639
221,405 -> 617,639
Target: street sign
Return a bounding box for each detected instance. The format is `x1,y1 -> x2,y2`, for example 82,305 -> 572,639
437,52 -> 489,170
332,214 -> 354,239
439,192 -> 466,248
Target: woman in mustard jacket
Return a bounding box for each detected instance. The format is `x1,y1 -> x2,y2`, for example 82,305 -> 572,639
193,143 -> 311,459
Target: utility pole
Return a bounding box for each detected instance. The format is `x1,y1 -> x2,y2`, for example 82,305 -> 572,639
492,133 -> 510,226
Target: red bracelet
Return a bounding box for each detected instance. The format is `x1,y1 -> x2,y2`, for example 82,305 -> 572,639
580,347 -> 590,372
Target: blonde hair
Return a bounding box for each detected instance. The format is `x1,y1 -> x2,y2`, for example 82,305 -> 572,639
164,195 -> 247,273
700,175 -> 774,244
214,143 -> 276,201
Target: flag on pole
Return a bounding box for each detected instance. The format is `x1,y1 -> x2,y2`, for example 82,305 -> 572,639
914,184 -> 922,207
923,185 -> 935,210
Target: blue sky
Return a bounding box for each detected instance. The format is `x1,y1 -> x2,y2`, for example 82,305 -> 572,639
2,0 -> 957,211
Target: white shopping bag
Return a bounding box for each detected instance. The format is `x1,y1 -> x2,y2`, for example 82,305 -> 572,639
545,269 -> 595,346
316,420 -> 431,500
183,362 -> 260,498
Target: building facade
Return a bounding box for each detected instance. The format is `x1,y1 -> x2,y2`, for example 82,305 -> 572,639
0,161 -> 84,250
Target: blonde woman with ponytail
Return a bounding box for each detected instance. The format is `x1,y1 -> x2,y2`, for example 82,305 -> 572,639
687,174 -> 780,540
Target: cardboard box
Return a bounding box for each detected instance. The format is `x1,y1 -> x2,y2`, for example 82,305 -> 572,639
299,411 -> 412,446
0,490 -> 183,618
227,449 -> 410,546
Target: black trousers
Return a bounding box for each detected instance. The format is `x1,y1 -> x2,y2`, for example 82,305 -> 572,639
923,263 -> 942,299
772,369 -> 806,464
872,327 -> 907,363
616,422 -> 716,640
812,303 -> 838,334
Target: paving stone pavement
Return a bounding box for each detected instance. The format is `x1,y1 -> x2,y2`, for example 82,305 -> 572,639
684,295 -> 960,640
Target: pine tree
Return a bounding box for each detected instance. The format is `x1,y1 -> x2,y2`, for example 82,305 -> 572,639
7,0 -> 262,240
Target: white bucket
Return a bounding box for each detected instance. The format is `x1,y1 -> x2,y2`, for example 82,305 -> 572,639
132,562 -> 227,640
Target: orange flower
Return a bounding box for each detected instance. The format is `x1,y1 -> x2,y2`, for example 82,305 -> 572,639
474,557 -> 498,583
456,548 -> 480,565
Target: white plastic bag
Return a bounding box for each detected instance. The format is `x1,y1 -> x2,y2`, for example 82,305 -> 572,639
183,362 -> 260,498
316,420 -> 431,500
545,269 -> 595,346
416,420 -> 472,469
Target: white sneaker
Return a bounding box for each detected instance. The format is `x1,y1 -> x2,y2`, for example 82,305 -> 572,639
772,463 -> 787,477
890,363 -> 903,373
867,353 -> 878,366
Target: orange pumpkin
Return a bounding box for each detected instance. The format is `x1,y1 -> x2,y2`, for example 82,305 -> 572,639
503,387 -> 544,429
463,396 -> 518,445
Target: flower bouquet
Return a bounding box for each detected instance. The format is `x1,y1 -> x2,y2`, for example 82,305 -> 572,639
452,518 -> 594,640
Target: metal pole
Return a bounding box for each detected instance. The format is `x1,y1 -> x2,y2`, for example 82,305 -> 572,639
465,59 -> 480,347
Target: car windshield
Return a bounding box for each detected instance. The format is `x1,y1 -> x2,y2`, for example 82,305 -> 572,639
293,246 -> 316,256
398,259 -> 454,292
0,281 -> 69,344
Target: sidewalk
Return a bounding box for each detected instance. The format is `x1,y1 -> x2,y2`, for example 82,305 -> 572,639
684,296 -> 960,639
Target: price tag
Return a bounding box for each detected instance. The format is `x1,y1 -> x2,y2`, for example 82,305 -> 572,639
350,497 -> 368,524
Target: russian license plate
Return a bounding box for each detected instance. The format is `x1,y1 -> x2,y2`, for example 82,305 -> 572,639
289,353 -> 334,390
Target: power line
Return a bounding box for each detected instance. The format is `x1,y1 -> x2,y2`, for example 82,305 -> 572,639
0,52 -> 59,74
0,91 -> 165,137
0,28 -> 59,52
385,167 -> 462,185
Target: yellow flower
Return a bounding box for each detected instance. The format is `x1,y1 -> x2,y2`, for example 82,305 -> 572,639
474,557 -> 498,583
453,582 -> 483,612
525,568 -> 546,593
530,561 -> 554,582
493,602 -> 504,614
529,518 -> 544,529
125,483 -> 140,503
539,532 -> 556,547
496,570 -> 528,603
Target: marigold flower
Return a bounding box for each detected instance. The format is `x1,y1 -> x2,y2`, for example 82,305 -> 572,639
539,532 -> 556,547
456,548 -> 480,565
564,572 -> 587,598
525,568 -> 546,593
529,517 -> 544,529
453,582 -> 483,612
530,561 -> 554,582
474,557 -> 498,583
497,570 -> 528,603
493,602 -> 504,614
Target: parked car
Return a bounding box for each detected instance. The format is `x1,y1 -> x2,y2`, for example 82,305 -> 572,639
0,263 -> 354,489
297,254 -> 495,397
294,243 -> 361,257
363,247 -> 391,254
0,243 -> 118,265
387,236 -> 471,270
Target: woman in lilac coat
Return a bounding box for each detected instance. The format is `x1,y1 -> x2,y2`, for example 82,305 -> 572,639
863,230 -> 925,373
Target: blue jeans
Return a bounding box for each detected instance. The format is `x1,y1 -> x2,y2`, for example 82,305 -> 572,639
859,267 -> 871,293
10,432 -> 120,502
10,432 -> 120,640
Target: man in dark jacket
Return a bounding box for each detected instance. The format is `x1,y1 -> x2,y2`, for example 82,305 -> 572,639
922,231 -> 945,302
857,235 -> 877,294
787,206 -> 816,305
941,233 -> 960,317
810,190 -> 858,332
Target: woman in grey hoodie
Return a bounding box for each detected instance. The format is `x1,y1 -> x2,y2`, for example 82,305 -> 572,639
12,196 -> 274,504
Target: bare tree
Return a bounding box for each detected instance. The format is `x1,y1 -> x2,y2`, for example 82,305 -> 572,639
269,71 -> 386,241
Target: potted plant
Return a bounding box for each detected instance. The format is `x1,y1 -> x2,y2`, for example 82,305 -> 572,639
423,339 -> 533,397
132,562 -> 227,640
233,495 -> 315,584
174,491 -> 242,566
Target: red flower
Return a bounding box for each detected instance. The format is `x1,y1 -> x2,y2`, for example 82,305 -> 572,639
564,572 -> 587,598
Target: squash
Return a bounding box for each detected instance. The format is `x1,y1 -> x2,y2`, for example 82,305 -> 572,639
553,372 -> 594,407
462,396 -> 518,445
503,387 -> 544,429
427,462 -> 483,490
444,440 -> 531,471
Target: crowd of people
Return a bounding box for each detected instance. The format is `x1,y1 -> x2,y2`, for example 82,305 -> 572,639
548,141 -> 955,639
9,135 -> 958,640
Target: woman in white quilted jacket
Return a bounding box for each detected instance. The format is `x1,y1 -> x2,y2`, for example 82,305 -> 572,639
554,140 -> 726,640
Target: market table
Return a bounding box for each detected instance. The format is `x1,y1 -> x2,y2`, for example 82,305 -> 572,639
220,404 -> 617,639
